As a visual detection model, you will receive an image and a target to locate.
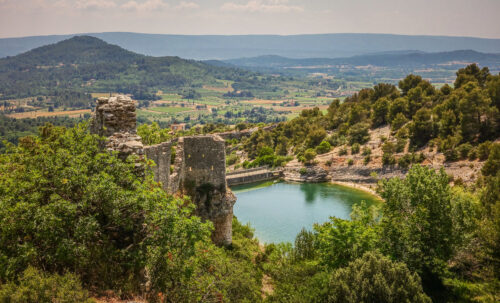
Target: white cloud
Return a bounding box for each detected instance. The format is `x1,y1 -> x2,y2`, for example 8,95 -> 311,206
220,0 -> 303,13
122,0 -> 169,11
175,1 -> 200,10
76,0 -> 117,10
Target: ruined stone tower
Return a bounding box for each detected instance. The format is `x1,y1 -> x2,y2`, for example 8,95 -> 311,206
91,95 -> 236,246
178,136 -> 236,245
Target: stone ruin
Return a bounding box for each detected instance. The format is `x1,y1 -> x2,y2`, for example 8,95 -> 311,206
91,95 -> 236,246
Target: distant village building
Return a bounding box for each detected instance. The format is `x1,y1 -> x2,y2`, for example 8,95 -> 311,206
171,123 -> 187,131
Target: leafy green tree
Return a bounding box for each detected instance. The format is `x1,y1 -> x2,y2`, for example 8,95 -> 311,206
380,165 -> 453,286
454,64 -> 490,89
457,82 -> 493,142
314,202 -> 379,269
399,74 -> 424,96
409,108 -> 435,147
137,122 -> 172,145
371,97 -> 390,127
486,74 -> 500,111
347,122 -> 370,145
388,97 -> 409,122
390,112 -> 408,131
371,83 -> 399,101
328,251 -> 431,303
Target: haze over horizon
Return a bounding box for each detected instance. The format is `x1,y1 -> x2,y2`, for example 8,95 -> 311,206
1,0 -> 499,39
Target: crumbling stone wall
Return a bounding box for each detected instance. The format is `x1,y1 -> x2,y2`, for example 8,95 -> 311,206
144,142 -> 172,192
91,95 -> 236,246
91,95 -> 136,137
180,136 -> 236,246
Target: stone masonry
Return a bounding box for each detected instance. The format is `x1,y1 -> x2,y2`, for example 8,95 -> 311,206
91,95 -> 236,246
180,136 -> 236,246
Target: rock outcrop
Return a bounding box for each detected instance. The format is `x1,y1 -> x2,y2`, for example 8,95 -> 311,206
91,95 -> 236,246
283,166 -> 330,182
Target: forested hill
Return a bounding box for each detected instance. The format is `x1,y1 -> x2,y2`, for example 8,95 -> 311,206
223,50 -> 500,69
0,36 -> 252,100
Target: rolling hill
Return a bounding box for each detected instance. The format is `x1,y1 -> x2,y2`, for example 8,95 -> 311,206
2,32 -> 500,60
222,50 -> 500,69
0,36 -> 252,100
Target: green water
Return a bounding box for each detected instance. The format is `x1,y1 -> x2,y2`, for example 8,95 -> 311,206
232,181 -> 380,244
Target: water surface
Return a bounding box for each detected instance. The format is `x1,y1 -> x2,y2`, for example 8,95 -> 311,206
232,181 -> 379,243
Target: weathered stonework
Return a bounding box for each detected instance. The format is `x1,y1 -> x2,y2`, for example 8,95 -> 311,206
179,136 -> 236,246
91,95 -> 236,246
91,95 -> 137,137
144,142 -> 172,192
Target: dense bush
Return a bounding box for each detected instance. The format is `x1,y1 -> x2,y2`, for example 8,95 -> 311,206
315,140 -> 331,154
328,251 -> 431,303
0,123 -> 262,302
0,267 -> 93,303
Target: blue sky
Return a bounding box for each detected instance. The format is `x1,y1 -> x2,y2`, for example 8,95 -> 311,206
0,0 -> 499,38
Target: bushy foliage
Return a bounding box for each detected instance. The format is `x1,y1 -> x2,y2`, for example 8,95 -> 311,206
328,251 -> 431,303
0,123 -> 262,302
0,267 -> 93,303
380,165 -> 454,287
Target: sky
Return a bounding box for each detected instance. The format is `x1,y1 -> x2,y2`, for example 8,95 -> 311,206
0,0 -> 499,39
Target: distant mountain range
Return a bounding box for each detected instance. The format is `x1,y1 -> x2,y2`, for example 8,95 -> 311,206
2,32 -> 500,60
0,36 -> 250,100
220,50 -> 500,69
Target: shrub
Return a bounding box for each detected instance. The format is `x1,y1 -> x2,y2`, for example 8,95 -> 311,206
226,152 -> 240,166
395,137 -> 407,153
304,148 -> 317,163
0,267 -> 93,303
457,143 -> 473,160
362,147 -> 371,156
398,154 -> 413,169
315,141 -> 331,154
468,147 -> 477,160
338,147 -> 348,156
328,252 -> 431,303
444,147 -> 459,162
477,141 -> 492,160
347,159 -> 354,166
351,143 -> 360,154
299,167 -> 308,175
382,153 -> 396,166
363,155 -> 371,165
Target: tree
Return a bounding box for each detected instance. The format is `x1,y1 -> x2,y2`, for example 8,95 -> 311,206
454,64 -> 490,89
457,82 -> 495,142
388,97 -> 409,122
328,251 -> 431,303
380,165 -> 453,287
399,74 -> 424,96
409,108 -> 434,147
314,202 -> 379,269
371,97 -> 389,127
347,122 -> 370,145
304,148 -> 317,163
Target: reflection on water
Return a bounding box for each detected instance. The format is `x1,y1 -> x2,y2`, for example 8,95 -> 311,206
232,181 -> 379,244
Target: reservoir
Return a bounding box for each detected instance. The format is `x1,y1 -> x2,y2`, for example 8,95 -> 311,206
232,181 -> 380,244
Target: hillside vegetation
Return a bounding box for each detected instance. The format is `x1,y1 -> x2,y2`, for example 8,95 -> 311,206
0,36 -> 254,101
0,64 -> 498,302
228,64 -> 499,171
